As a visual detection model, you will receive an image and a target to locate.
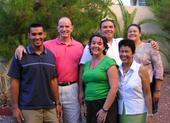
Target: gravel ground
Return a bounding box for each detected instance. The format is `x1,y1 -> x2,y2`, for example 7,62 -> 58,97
153,74 -> 170,123
0,73 -> 170,123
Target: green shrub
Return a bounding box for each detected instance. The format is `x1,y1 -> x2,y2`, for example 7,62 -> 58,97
0,0 -> 112,61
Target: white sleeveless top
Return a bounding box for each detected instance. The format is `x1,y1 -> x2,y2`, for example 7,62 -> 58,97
118,60 -> 147,115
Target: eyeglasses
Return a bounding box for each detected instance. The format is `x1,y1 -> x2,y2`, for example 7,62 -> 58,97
31,32 -> 43,36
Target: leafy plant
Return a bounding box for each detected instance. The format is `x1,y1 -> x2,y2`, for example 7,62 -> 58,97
146,0 -> 170,68
147,0 -> 170,38
0,0 -> 112,61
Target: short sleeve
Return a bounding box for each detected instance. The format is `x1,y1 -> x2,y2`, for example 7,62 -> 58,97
48,51 -> 58,79
80,45 -> 92,64
7,56 -> 21,80
104,57 -> 117,70
51,65 -> 57,79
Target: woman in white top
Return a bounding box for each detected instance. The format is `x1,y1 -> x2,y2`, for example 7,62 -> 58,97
118,39 -> 153,123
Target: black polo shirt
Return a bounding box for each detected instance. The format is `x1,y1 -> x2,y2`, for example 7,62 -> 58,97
8,45 -> 57,109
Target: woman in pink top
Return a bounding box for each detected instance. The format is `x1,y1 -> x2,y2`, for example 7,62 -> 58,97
127,24 -> 164,114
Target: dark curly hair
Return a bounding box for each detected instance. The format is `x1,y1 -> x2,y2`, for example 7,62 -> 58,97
88,32 -> 109,55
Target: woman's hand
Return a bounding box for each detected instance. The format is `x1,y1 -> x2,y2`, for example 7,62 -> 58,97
96,108 -> 108,123
147,115 -> 153,123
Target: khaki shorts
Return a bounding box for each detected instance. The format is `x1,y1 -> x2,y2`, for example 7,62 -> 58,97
22,108 -> 59,123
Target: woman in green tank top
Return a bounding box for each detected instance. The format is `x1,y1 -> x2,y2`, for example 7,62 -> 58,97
82,32 -> 119,123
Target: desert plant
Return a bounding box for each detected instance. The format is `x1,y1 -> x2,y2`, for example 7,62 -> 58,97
0,67 -> 15,123
146,0 -> 170,67
103,0 -> 155,38
0,63 -> 11,107
102,0 -> 170,66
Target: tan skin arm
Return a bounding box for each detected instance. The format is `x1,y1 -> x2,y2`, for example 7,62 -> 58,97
96,65 -> 119,123
50,78 -> 62,118
78,64 -> 85,104
10,78 -> 24,123
150,44 -> 164,104
78,64 -> 87,116
139,66 -> 153,123
153,79 -> 163,103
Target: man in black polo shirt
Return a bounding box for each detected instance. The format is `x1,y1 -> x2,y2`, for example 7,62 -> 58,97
8,23 -> 62,123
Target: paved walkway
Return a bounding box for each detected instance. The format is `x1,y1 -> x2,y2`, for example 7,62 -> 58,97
153,74 -> 170,123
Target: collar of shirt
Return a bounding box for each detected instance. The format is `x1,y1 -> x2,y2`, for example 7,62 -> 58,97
55,37 -> 75,46
107,38 -> 123,48
26,44 -> 47,55
119,60 -> 138,76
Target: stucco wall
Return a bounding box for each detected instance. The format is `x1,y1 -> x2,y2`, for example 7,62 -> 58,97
109,5 -> 162,34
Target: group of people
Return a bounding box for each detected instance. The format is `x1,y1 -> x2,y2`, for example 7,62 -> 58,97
7,16 -> 164,123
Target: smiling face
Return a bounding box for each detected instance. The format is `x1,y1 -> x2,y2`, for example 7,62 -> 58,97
100,20 -> 115,41
90,36 -> 105,56
57,17 -> 73,39
119,45 -> 133,65
127,25 -> 141,42
28,27 -> 46,48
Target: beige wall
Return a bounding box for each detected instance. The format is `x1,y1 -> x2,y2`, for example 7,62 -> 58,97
109,5 -> 162,34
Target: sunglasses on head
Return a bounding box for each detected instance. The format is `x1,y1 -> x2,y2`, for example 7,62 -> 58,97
101,17 -> 115,23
